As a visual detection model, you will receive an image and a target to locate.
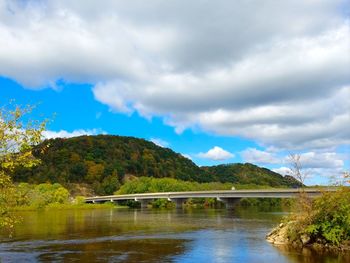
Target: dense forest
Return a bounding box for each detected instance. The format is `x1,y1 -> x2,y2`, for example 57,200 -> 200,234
203,164 -> 302,188
12,135 -> 301,194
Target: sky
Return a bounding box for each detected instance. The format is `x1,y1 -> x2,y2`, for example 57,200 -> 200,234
0,0 -> 349,185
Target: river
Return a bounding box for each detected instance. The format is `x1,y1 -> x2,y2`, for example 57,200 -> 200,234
0,207 -> 348,262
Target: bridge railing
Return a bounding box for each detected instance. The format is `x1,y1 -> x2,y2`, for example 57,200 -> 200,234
85,188 -> 337,209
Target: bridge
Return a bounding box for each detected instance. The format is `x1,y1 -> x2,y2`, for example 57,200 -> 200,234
85,188 -> 334,209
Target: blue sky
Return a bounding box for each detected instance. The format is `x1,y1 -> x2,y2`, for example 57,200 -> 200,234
0,0 -> 349,185
0,76 -> 258,166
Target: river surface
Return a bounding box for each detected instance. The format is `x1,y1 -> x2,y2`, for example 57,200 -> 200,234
0,207 -> 348,262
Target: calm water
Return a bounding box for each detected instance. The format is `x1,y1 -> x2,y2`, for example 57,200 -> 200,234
0,208 -> 348,262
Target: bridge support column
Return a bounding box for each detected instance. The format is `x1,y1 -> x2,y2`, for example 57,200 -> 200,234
217,198 -> 241,209
169,198 -> 187,209
135,198 -> 152,209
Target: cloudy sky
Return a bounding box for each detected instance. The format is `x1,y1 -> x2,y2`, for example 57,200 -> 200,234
1,0 -> 349,184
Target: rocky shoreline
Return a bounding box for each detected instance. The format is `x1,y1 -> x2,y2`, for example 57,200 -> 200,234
266,222 -> 350,252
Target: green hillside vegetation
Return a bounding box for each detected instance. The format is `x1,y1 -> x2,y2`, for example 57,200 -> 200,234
12,135 -> 301,195
13,182 -> 116,210
203,164 -> 301,188
117,176 -> 276,195
117,177 -> 292,208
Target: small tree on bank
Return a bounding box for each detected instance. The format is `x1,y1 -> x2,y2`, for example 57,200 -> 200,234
288,153 -> 308,187
0,104 -> 46,232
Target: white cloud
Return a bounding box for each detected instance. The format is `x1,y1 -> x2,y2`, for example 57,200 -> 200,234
198,146 -> 234,161
287,152 -> 345,170
242,148 -> 345,170
272,167 -> 292,176
150,137 -> 169,148
0,0 -> 349,153
242,147 -> 347,184
241,148 -> 280,164
181,153 -> 192,160
42,129 -> 104,139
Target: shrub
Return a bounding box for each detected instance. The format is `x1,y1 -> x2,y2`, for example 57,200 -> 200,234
306,187 -> 350,245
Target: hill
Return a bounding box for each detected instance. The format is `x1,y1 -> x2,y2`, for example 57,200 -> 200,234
12,135 -> 301,194
202,163 -> 301,188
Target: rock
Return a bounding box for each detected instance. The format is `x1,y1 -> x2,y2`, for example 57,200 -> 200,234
300,234 -> 311,245
266,224 -> 290,245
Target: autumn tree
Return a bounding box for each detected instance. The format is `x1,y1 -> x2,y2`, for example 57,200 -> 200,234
0,104 -> 46,231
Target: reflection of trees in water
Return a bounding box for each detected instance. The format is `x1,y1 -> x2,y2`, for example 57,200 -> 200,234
3,209 -> 348,262
37,238 -> 188,262
272,244 -> 350,263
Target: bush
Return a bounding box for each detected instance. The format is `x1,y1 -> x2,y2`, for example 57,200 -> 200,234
306,187 -> 350,245
17,183 -> 69,208
286,187 -> 350,246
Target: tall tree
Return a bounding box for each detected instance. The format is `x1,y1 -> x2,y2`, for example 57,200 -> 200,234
0,104 -> 46,232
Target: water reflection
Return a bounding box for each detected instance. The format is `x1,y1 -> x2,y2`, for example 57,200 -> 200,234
0,208 -> 348,262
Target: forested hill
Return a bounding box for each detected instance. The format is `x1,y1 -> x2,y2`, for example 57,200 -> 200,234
12,135 -> 301,194
202,164 -> 302,188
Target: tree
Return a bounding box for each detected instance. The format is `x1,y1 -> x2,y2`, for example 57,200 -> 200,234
288,153 -> 307,186
0,104 -> 46,232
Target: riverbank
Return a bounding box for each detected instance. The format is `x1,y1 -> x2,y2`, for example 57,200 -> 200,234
266,222 -> 350,252
266,187 -> 350,253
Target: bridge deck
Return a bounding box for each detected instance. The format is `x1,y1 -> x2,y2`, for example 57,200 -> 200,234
85,188 -> 335,203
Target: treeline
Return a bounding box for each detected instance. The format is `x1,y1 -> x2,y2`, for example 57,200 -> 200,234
15,183 -> 69,208
116,176 -> 282,195
203,164 -> 301,188
12,135 -> 301,195
117,177 -> 292,208
12,183 -> 115,210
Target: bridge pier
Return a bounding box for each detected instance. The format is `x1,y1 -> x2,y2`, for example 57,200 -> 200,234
217,197 -> 241,209
169,198 -> 187,209
135,198 -> 153,209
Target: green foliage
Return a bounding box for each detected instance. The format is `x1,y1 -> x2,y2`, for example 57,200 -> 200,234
151,198 -> 174,208
203,163 -> 302,187
0,104 -> 46,232
74,196 -> 86,205
286,187 -> 350,246
116,177 -> 235,194
305,187 -> 350,245
12,135 -> 299,195
0,171 -> 18,230
116,177 -> 290,208
22,183 -> 69,209
12,135 -> 207,194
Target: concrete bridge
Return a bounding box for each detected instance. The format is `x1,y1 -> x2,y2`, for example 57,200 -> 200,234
85,188 -> 334,209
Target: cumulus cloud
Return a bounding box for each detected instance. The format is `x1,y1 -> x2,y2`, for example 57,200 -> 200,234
243,148 -> 347,184
288,152 -> 344,170
0,0 -> 349,152
150,137 -> 169,148
242,148 -> 345,169
241,148 -> 280,164
42,129 -> 104,139
272,167 -> 292,176
198,146 -> 234,161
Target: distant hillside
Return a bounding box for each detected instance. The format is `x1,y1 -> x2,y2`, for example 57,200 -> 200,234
12,135 -> 301,194
202,163 -> 302,188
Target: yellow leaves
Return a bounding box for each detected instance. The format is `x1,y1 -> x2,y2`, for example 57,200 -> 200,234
85,161 -> 105,183
0,103 -> 46,234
